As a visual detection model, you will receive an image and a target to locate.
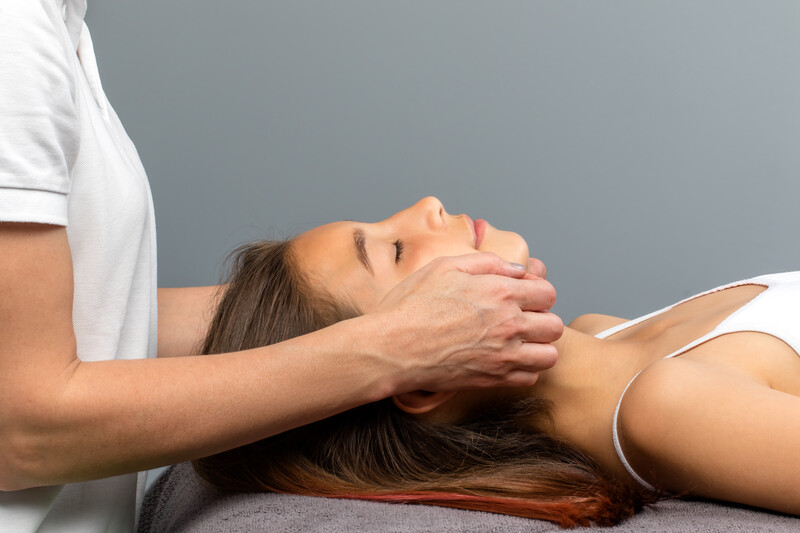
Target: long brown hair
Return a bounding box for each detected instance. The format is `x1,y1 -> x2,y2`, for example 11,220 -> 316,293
193,239 -> 658,528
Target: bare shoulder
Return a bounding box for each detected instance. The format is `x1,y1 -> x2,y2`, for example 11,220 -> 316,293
618,358 -> 800,515
568,313 -> 628,335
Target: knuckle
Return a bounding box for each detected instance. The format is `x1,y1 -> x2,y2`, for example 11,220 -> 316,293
489,357 -> 512,374
494,281 -> 514,301
481,251 -> 502,263
429,256 -> 450,270
475,355 -> 506,378
513,315 -> 530,335
495,317 -> 521,340
470,377 -> 494,389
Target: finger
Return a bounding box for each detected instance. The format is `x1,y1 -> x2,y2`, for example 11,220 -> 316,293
527,257 -> 547,279
490,276 -> 557,311
495,369 -> 541,388
511,341 -> 560,372
436,252 -> 528,279
516,311 -> 563,343
456,368 -> 542,391
458,341 -> 558,390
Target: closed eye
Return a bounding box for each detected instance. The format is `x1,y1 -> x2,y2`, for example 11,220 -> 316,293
394,239 -> 404,263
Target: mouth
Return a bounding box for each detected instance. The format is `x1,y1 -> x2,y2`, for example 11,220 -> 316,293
462,214 -> 477,248
473,219 -> 488,248
463,214 -> 488,249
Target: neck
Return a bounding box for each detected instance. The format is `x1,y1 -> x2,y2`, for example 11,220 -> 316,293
536,326 -> 620,396
531,327 -> 647,465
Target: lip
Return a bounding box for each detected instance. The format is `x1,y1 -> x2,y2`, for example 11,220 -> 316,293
473,219 -> 488,249
462,215 -> 476,245
462,214 -> 478,248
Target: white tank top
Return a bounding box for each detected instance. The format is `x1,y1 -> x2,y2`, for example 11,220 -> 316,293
595,272 -> 800,492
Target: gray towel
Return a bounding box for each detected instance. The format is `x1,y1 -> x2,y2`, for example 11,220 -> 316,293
138,463 -> 799,532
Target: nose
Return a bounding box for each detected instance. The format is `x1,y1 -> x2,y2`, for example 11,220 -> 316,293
413,196 -> 446,231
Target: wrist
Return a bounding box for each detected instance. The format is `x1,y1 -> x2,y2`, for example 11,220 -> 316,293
337,311 -> 408,401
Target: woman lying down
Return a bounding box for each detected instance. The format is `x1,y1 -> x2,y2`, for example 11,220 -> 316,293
192,197 -> 800,528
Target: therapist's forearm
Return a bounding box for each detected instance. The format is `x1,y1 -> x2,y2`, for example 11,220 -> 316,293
157,286 -> 223,357
2,315 -> 393,490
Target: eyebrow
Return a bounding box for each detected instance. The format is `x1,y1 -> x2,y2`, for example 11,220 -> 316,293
353,228 -> 374,277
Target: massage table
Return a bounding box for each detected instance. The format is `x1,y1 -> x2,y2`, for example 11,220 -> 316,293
138,463 -> 799,532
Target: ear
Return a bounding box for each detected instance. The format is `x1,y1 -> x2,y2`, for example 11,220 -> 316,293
392,390 -> 458,414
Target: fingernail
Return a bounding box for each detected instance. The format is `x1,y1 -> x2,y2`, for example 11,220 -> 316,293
510,262 -> 527,270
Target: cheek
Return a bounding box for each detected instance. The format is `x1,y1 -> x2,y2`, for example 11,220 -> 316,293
306,265 -> 384,315
363,256 -> 442,310
407,240 -> 478,269
393,246 -> 475,288
357,278 -> 404,313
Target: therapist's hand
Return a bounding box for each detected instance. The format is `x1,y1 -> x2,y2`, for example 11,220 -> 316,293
527,256 -> 547,279
370,252 -> 562,395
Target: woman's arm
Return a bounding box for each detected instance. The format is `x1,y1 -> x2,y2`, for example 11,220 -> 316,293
157,286 -> 222,358
0,223 -> 561,490
619,357 -> 800,515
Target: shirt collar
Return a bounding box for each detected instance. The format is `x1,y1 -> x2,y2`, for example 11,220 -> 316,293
62,0 -> 88,52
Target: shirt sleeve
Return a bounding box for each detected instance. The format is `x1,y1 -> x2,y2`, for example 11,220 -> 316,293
0,0 -> 80,226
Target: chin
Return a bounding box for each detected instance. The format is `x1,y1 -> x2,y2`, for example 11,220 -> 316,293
482,227 -> 529,265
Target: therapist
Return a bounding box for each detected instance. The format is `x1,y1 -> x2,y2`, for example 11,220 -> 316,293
0,2 -> 562,532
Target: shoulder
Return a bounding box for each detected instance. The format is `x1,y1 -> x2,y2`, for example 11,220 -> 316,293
617,357 -> 800,512
615,358 -> 725,492
568,313 -> 628,336
1,1 -> 69,37
0,0 -> 75,74
618,358 -> 707,440
0,0 -> 78,226
0,0 -> 77,113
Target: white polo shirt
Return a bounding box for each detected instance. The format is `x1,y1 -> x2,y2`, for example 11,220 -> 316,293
0,0 -> 157,531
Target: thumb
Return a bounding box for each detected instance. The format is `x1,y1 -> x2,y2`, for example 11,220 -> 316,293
439,252 -> 529,279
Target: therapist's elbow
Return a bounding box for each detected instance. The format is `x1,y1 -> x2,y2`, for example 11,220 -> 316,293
0,428 -> 48,491
0,393 -> 72,491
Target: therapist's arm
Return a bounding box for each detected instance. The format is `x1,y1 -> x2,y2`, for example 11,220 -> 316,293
157,261 -> 557,363
157,286 -> 222,358
0,223 -> 560,490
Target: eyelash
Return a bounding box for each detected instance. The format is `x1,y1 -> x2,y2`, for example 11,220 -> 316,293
393,239 -> 404,263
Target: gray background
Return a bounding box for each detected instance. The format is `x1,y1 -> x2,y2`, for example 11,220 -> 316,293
86,1 -> 800,323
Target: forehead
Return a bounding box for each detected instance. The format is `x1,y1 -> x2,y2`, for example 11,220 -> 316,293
291,221 -> 380,308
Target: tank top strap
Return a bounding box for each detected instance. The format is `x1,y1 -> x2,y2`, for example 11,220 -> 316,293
611,372 -> 660,493
595,276 -> 767,340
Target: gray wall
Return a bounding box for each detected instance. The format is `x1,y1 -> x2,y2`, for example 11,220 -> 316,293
86,1 -> 800,323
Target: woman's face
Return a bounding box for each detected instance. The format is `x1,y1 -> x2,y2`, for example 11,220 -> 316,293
292,196 -> 530,311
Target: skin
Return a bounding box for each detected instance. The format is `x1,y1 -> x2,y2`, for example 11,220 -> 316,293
0,205 -> 562,490
292,198 -> 800,516
293,196 -> 535,312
